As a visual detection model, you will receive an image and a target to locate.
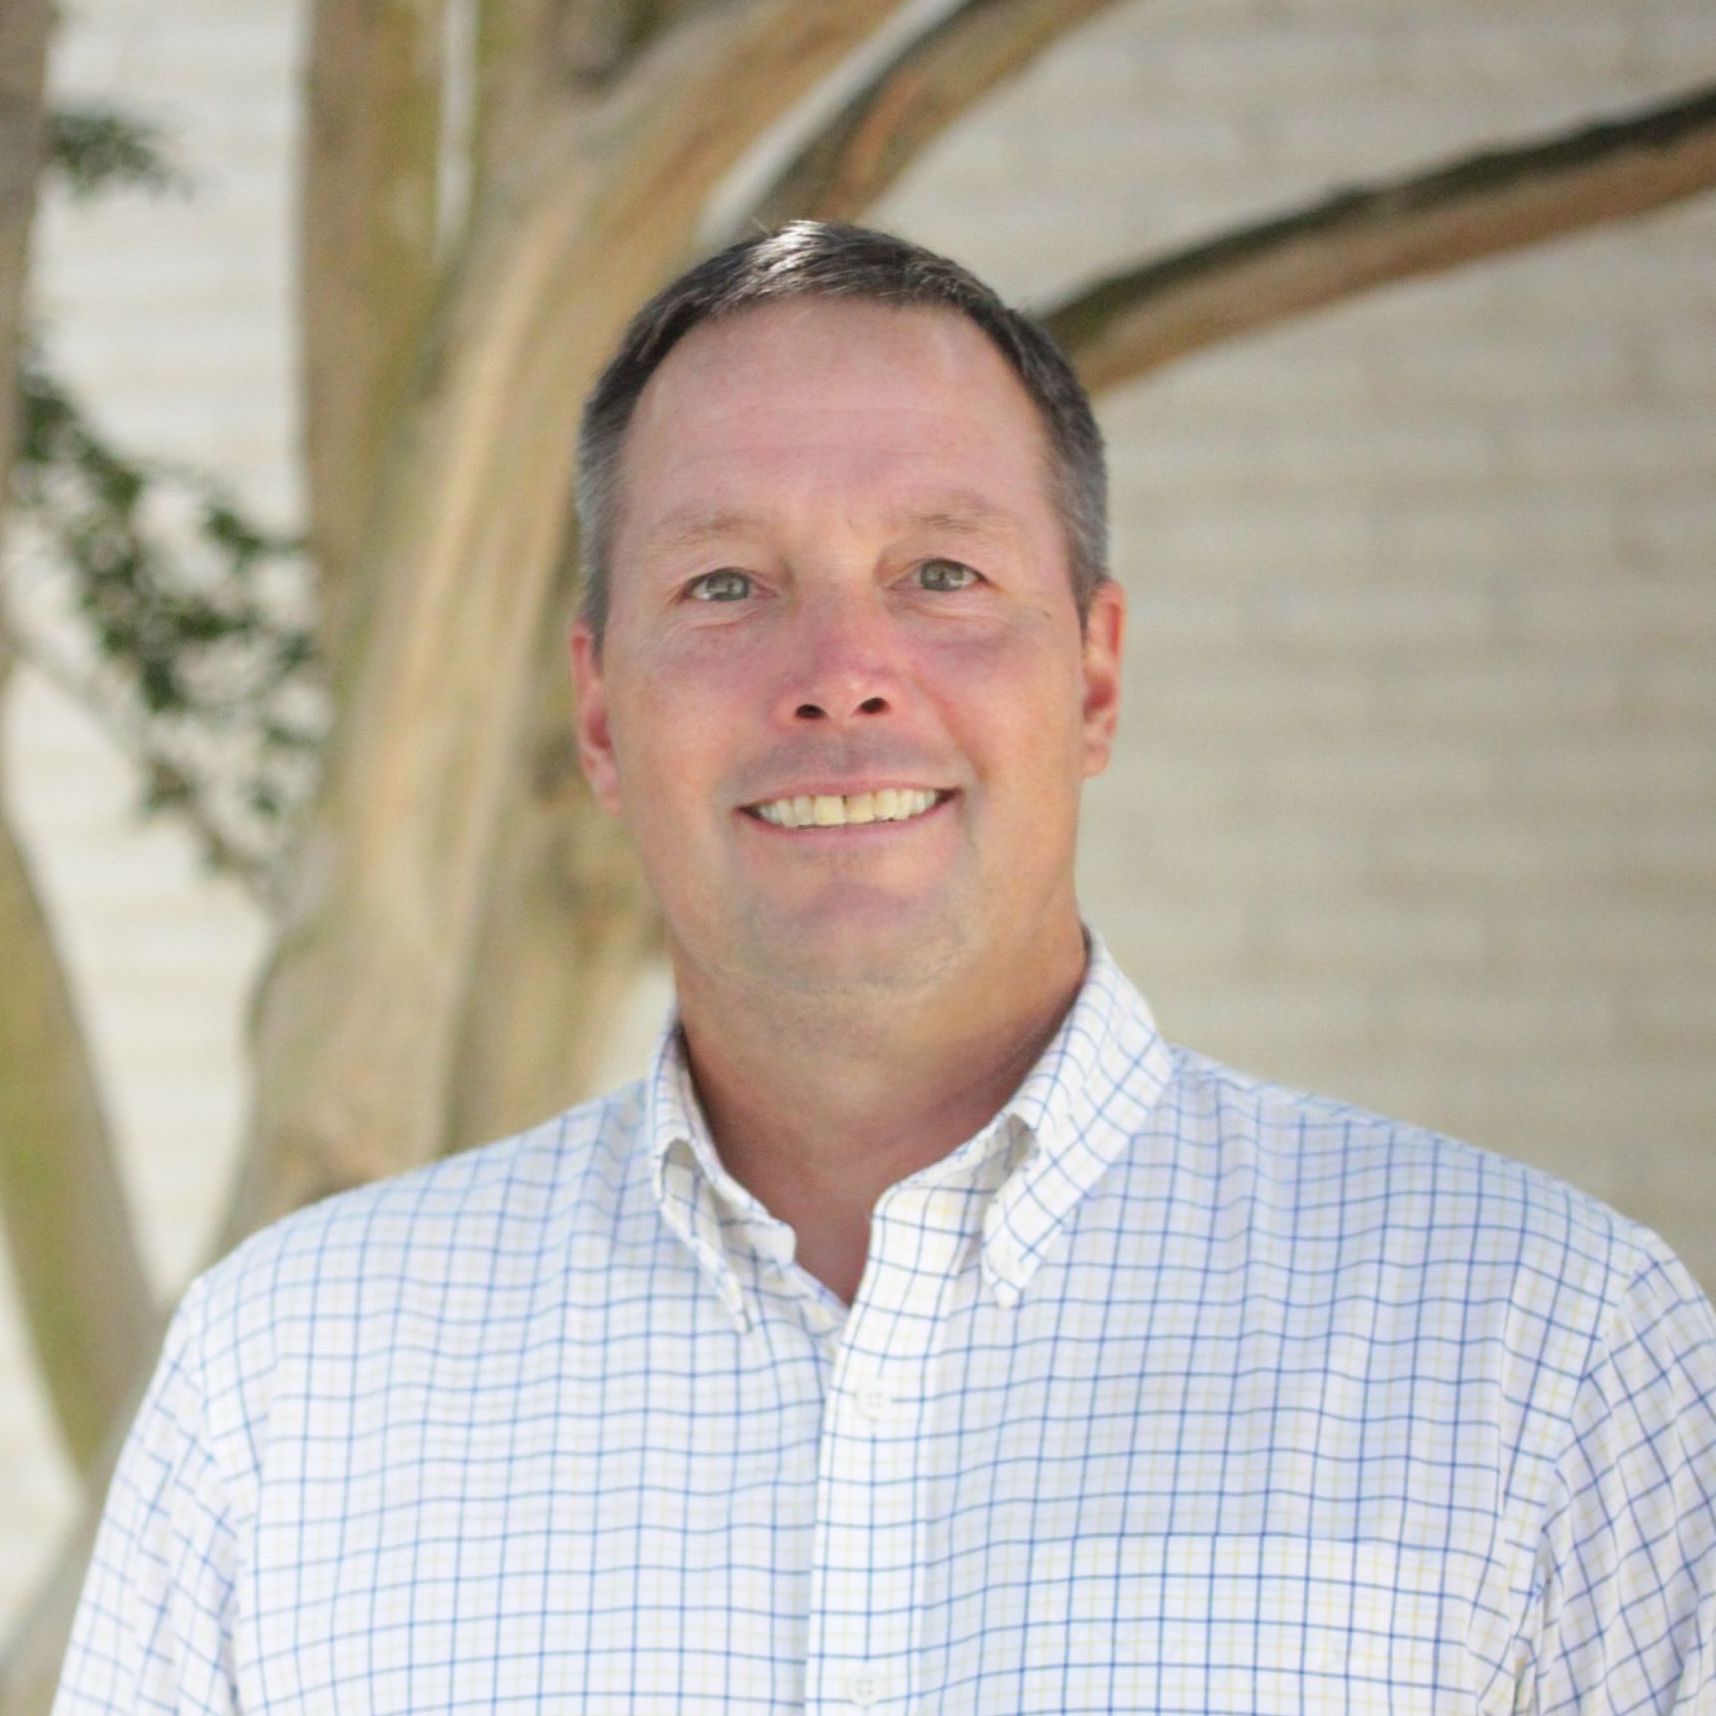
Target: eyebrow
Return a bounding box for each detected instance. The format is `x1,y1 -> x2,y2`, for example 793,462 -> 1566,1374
638,509 -> 763,556
640,491 -> 1024,555
889,493 -> 1023,538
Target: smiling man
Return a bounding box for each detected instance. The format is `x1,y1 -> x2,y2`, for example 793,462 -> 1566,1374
570,287 -> 1121,1301
58,224 -> 1716,1714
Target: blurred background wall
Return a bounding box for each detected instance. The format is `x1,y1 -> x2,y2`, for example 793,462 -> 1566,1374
1,0 -> 1712,1635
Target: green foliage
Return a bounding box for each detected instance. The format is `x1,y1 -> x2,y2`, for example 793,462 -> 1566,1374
0,102 -> 314,888
47,105 -> 187,201
7,358 -> 322,885
5,100 -> 318,882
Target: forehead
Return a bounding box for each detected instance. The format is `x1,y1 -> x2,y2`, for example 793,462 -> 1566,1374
614,299 -> 1055,541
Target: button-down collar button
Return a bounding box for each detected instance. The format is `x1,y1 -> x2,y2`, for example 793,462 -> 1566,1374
855,1382 -> 891,1421
846,1666 -> 884,1707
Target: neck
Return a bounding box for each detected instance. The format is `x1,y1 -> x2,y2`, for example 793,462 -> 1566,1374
673,919 -> 1088,1303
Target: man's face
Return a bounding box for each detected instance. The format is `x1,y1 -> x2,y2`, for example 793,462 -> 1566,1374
570,298 -> 1123,1005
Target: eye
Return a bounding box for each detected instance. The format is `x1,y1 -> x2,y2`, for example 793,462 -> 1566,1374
686,568 -> 753,602
913,557 -> 981,593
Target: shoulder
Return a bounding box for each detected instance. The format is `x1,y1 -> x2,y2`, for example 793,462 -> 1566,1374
1148,1046 -> 1716,1490
216,1079 -> 638,1273
179,1083 -> 647,1409
1149,1046 -> 1689,1367
1168,1045 -> 1643,1255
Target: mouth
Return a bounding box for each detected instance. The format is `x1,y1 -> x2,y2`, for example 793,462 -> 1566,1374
742,787 -> 954,830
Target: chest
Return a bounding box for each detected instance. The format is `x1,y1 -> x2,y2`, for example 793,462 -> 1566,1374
232,1274 -> 1524,1714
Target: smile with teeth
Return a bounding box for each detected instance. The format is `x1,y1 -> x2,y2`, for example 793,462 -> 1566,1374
749,788 -> 946,829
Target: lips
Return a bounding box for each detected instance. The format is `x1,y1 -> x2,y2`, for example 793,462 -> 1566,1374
746,787 -> 950,828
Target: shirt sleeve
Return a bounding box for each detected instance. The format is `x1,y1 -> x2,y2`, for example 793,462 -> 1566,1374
1530,1233 -> 1716,1713
53,1276 -> 241,1716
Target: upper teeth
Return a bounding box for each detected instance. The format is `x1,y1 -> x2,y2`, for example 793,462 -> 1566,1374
753,788 -> 940,828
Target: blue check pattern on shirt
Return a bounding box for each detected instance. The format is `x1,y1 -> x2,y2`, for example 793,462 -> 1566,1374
56,936 -> 1716,1713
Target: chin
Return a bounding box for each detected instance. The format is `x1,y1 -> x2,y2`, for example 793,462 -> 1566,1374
741,895 -> 969,996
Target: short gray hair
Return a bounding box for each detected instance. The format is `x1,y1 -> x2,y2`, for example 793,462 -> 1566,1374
575,221 -> 1107,648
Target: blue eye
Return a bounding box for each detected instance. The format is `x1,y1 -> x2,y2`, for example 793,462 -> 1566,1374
915,558 -> 979,592
688,569 -> 752,602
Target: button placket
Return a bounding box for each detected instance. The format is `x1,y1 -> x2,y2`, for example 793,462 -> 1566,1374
807,1172 -> 995,1712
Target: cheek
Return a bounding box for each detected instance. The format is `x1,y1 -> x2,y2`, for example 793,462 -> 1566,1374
628,624 -> 776,720
606,680 -> 703,801
926,631 -> 1087,758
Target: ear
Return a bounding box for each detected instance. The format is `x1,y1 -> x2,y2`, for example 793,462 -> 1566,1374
569,619 -> 625,815
1079,578 -> 1126,779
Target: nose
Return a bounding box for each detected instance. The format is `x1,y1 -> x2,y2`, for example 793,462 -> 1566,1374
770,591 -> 904,726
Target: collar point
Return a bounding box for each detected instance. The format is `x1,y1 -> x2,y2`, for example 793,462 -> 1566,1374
982,1249 -> 1026,1309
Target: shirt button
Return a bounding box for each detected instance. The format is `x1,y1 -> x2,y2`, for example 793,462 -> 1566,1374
847,1666 -> 884,1707
855,1382 -> 891,1421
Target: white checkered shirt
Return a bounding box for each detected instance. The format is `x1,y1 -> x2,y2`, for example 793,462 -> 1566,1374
56,935 -> 1716,1712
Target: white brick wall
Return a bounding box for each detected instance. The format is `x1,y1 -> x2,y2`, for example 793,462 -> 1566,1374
2,0 -> 1713,1642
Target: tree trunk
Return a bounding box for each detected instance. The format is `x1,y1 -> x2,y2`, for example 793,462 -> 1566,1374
443,550 -> 659,1153
301,0 -> 447,673
0,732 -> 162,1474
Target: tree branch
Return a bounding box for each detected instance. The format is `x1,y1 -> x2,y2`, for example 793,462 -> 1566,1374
470,0 -> 721,201
729,0 -> 1126,234
471,0 -> 557,207
300,0 -> 446,676
1043,81 -> 1716,392
557,1 -> 738,87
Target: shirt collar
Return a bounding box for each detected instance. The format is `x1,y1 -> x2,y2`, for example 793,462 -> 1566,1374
978,931 -> 1175,1305
642,929 -> 1174,1328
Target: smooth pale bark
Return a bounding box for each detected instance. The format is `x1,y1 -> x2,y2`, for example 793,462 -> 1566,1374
472,0 -> 715,201
471,0 -> 618,204
471,0 -> 558,203
442,576 -> 659,1152
222,0 -> 911,1244
301,0 -> 445,671
0,0 -> 161,1482
1045,81 -> 1716,391
0,735 -> 162,1475
733,0 -> 1127,233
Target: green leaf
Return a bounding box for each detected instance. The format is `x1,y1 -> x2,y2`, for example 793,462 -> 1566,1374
46,106 -> 189,201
